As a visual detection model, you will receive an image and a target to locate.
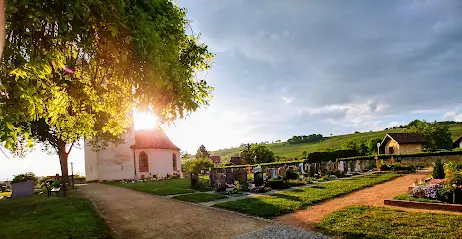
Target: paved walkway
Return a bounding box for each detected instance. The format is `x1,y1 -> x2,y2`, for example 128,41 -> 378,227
275,170 -> 434,230
79,183 -> 270,239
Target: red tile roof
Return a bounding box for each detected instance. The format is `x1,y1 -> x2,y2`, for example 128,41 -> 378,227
210,156 -> 221,164
130,128 -> 180,150
383,133 -> 428,144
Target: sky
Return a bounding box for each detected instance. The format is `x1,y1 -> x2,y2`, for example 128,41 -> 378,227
1,0 -> 462,180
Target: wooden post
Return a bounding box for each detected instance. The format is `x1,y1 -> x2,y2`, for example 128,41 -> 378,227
374,153 -> 380,172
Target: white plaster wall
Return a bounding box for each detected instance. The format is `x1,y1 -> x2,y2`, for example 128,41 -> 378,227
459,141 -> 462,149
134,149 -> 181,178
84,130 -> 137,181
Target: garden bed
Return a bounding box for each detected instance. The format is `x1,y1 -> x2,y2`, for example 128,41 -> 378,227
215,172 -> 400,218
316,206 -> 462,239
172,193 -> 227,203
384,199 -> 462,212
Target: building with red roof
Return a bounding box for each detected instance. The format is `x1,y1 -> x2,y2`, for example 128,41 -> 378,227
85,127 -> 181,181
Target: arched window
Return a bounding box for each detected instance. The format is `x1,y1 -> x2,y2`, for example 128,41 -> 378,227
139,151 -> 148,172
172,153 -> 177,171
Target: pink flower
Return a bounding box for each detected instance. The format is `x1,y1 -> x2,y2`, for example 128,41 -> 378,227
453,184 -> 458,188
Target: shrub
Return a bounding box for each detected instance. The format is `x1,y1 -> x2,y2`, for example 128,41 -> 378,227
286,180 -> 307,187
191,178 -> 210,191
433,159 -> 445,179
182,158 -> 214,175
265,179 -> 290,189
306,149 -> 357,163
12,172 -> 38,184
236,180 -> 251,192
285,168 -> 299,180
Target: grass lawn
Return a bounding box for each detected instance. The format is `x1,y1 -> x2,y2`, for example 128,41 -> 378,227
0,191 -> 11,197
393,194 -> 446,203
109,178 -> 209,196
215,173 -> 400,218
0,194 -> 111,239
316,206 -> 462,239
172,192 -> 227,203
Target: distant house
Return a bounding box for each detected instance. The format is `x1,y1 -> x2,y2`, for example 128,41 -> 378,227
453,135 -> 462,149
230,156 -> 242,165
380,133 -> 427,155
209,156 -> 221,166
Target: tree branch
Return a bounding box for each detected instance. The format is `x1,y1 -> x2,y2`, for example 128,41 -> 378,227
66,142 -> 75,155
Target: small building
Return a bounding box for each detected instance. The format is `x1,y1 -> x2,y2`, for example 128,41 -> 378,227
230,156 -> 242,165
209,156 -> 221,167
85,127 -> 181,181
453,135 -> 462,149
380,133 -> 427,155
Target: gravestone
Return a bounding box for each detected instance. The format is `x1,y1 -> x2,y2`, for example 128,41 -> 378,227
298,163 -> 305,174
271,168 -> 278,179
233,168 -> 247,183
355,160 -> 361,172
190,172 -> 198,188
254,172 -> 264,187
278,167 -> 285,178
338,161 -> 345,172
215,173 -> 226,192
225,169 -> 234,184
209,171 -> 216,186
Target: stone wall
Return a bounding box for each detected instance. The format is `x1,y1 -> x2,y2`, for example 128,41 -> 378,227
399,143 -> 424,155
394,154 -> 462,167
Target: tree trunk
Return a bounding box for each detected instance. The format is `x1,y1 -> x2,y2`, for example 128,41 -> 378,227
57,139 -> 69,197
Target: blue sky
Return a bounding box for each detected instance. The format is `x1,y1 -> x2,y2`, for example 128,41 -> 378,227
1,0 -> 462,180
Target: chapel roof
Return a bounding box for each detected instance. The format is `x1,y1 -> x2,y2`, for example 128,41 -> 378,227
381,133 -> 428,146
453,135 -> 462,148
130,128 -> 180,150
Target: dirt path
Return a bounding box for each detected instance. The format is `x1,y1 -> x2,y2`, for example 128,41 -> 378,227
275,170 -> 440,230
79,183 -> 270,239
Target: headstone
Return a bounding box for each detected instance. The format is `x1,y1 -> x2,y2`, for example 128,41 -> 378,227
271,168 -> 278,179
253,165 -> 262,173
190,172 -> 198,188
215,173 -> 226,192
233,168 -> 247,183
11,181 -> 35,198
278,167 -> 285,177
254,172 -> 264,187
209,171 -> 216,186
298,163 -> 305,174
225,168 -> 234,184
338,161 -> 345,172
355,160 -> 361,172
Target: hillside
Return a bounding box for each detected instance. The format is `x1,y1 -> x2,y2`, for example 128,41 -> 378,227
212,123 -> 462,160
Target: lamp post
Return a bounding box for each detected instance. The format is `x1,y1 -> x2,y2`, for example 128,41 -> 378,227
70,162 -> 74,188
376,142 -> 381,155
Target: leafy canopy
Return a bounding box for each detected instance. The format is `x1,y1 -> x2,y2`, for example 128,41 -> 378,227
0,0 -> 213,154
406,120 -> 452,150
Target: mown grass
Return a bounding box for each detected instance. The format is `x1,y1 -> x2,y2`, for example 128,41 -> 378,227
172,192 -> 227,203
215,173 -> 400,218
316,206 -> 462,239
0,193 -> 111,239
213,124 -> 462,159
393,194 -> 446,203
109,178 -> 195,196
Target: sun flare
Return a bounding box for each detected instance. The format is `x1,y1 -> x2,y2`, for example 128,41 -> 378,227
134,111 -> 159,130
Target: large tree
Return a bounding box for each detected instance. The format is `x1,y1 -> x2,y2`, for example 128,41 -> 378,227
1,0 -> 213,196
406,120 -> 452,150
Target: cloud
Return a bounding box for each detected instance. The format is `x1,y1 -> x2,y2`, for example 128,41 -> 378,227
282,97 -> 293,105
443,111 -> 457,120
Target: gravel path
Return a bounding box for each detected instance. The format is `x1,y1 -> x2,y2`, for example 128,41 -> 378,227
275,170 -> 432,230
234,225 -> 331,239
79,183 -> 270,239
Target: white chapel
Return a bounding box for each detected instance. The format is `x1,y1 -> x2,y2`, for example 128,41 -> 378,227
84,127 -> 181,182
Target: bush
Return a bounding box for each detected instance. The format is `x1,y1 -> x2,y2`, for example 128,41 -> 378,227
12,172 -> 38,184
433,159 -> 445,179
305,149 -> 358,163
285,168 -> 299,180
182,158 -> 214,175
265,179 -> 290,189
236,180 -> 251,192
191,178 -> 210,191
286,180 -> 307,187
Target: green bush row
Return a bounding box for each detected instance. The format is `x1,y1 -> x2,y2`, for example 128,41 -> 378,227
337,150 -> 462,162
304,149 -> 358,163
214,160 -> 304,169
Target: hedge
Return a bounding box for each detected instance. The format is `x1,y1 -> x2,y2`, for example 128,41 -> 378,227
338,150 -> 462,162
304,149 -> 358,163
213,160 -> 304,169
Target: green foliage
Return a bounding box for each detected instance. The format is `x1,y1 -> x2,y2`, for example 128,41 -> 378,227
433,159 -> 446,179
181,157 -> 214,175
316,206 -> 462,239
214,160 -> 304,169
393,194 -> 445,203
1,0 -> 213,196
0,194 -> 111,239
236,180 -> 251,192
287,134 -> 325,144
216,173 -> 399,218
305,149 -> 357,163
12,172 -> 38,183
285,168 -> 299,180
379,162 -> 416,173
239,143 -> 276,164
341,139 -> 358,151
240,143 -> 253,164
357,142 -> 369,155
265,179 -> 290,190
195,145 -> 210,158
285,180 -> 307,187
172,192 -> 226,203
406,120 -> 453,150
366,137 -> 382,154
